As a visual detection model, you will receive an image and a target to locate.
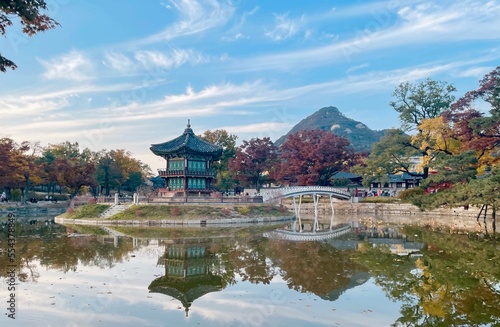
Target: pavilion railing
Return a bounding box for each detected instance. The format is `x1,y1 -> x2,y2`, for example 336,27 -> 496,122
158,169 -> 216,178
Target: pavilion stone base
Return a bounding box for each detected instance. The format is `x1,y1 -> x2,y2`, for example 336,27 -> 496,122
147,193 -> 264,204
152,188 -> 220,202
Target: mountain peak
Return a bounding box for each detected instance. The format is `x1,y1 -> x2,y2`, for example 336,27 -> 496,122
275,106 -> 386,152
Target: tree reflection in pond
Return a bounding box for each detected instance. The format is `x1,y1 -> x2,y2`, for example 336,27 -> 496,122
0,222 -> 499,326
266,239 -> 369,300
0,222 -> 132,279
353,226 -> 500,326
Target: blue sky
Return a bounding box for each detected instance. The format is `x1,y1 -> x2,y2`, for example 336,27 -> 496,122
1,0 -> 499,171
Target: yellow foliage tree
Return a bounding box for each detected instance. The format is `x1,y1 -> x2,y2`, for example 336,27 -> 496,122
412,116 -> 461,168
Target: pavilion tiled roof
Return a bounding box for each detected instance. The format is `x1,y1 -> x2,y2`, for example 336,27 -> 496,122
150,121 -> 223,158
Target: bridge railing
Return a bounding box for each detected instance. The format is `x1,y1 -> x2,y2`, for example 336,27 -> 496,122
261,186 -> 351,202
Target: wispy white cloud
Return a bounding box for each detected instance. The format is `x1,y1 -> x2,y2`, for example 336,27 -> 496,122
40,50 -> 94,81
453,66 -> 493,79
134,48 -> 207,69
137,0 -> 234,45
218,122 -> 293,141
0,82 -> 142,117
232,0 -> 500,72
220,122 -> 293,134
265,13 -> 304,41
102,82 -> 267,122
221,32 -> 247,42
346,63 -> 370,74
102,51 -> 135,72
221,6 -> 259,42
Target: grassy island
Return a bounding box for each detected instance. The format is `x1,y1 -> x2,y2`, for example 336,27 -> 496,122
60,203 -> 291,220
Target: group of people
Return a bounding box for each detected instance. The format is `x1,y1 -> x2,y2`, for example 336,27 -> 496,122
0,191 -> 58,203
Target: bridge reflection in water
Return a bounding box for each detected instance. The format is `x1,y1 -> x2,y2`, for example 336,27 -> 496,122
261,186 -> 352,241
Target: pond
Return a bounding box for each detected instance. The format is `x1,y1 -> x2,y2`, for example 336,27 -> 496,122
1,217 -> 499,327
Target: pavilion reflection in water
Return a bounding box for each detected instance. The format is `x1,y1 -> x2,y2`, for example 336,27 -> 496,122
148,238 -> 224,317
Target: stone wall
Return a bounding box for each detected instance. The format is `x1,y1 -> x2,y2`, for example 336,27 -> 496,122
283,201 -> 494,233
0,206 -> 67,219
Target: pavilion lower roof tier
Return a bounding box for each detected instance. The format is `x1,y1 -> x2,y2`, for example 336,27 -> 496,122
150,125 -> 222,159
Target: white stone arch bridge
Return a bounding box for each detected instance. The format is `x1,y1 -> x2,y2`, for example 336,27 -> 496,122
260,186 -> 352,238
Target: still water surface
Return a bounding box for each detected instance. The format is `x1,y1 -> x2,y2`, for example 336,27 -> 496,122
1,219 -> 499,327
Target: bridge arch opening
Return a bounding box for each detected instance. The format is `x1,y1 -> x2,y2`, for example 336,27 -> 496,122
260,186 -> 352,235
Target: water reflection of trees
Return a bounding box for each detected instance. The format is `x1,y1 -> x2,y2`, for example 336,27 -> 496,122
150,235 -> 370,313
227,238 -> 277,284
266,239 -> 369,299
4,222 -> 497,325
0,223 -> 133,281
354,226 -> 500,326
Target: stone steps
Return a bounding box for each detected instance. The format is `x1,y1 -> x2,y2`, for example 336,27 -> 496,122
99,204 -> 133,219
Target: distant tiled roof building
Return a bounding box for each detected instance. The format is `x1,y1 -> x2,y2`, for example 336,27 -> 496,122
371,172 -> 423,190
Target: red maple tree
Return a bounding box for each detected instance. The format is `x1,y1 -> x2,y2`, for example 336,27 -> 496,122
275,129 -> 358,186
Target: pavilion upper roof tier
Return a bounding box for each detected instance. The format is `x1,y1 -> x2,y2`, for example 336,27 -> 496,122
150,121 -> 223,158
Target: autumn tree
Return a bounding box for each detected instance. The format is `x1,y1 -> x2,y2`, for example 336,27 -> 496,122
200,129 -> 238,192
17,141 -> 44,201
352,129 -> 420,187
276,129 -> 357,186
390,79 -> 456,132
446,66 -> 500,169
0,0 -> 59,72
0,138 -> 21,190
411,67 -> 500,219
95,151 -> 120,196
0,138 -> 26,198
41,142 -> 96,198
38,146 -> 60,195
360,79 -> 457,183
399,68 -> 500,217
229,137 -> 278,192
96,149 -> 149,196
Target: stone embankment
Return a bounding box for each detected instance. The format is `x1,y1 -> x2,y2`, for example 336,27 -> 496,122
0,205 -> 66,219
283,201 -> 494,233
54,215 -> 294,227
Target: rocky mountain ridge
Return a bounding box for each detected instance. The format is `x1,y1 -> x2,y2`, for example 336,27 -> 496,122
275,106 -> 387,152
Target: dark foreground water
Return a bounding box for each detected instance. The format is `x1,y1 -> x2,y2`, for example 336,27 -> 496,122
0,219 -> 499,327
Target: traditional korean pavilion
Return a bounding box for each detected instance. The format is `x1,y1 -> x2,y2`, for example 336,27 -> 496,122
150,120 -> 222,197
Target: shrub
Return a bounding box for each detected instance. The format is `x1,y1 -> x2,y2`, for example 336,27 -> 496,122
11,189 -> 22,202
398,187 -> 425,201
278,205 -> 289,213
170,206 -> 181,216
135,210 -> 143,217
237,206 -> 250,215
67,207 -> 75,214
221,207 -> 232,215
